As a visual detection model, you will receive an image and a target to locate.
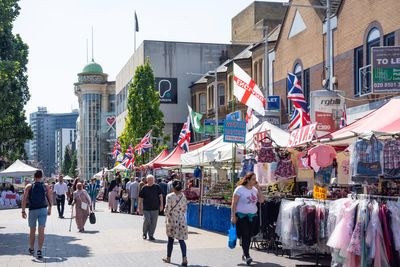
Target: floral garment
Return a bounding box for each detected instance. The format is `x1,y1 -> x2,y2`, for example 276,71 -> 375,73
165,192 -> 188,240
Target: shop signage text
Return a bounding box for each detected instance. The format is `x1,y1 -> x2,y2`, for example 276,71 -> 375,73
372,46 -> 400,93
223,120 -> 246,144
288,123 -> 317,147
313,185 -> 327,200
155,77 -> 178,104
267,96 -> 280,110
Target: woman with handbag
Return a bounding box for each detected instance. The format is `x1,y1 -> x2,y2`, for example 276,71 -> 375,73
72,183 -> 92,233
231,172 -> 265,266
108,177 -> 121,213
162,180 -> 188,266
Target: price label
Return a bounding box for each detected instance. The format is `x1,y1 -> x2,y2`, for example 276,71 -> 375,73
281,180 -> 295,193
267,182 -> 279,194
313,185 -> 327,200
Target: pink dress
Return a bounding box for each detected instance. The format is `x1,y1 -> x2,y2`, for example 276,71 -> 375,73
108,185 -> 120,210
327,201 -> 357,251
308,145 -> 337,170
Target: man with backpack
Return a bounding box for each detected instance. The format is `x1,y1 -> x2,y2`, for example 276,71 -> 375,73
21,170 -> 52,259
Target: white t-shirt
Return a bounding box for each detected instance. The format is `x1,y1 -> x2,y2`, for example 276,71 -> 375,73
234,185 -> 258,214
54,182 -> 68,195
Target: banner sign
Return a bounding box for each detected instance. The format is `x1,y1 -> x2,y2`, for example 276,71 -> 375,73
223,120 -> 246,144
313,185 -> 327,200
226,111 -> 242,121
288,123 -> 317,147
267,96 -> 281,110
315,111 -> 335,133
204,119 -> 224,134
372,46 -> 400,93
155,77 -> 178,104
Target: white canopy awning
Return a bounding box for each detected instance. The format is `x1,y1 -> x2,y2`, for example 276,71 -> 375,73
0,160 -> 39,177
181,121 -> 290,166
111,164 -> 126,171
63,175 -> 74,181
93,168 -> 108,178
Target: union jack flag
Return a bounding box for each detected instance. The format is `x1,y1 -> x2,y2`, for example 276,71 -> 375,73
177,116 -> 191,153
287,73 -> 311,131
122,148 -> 135,169
112,139 -> 122,159
340,103 -> 347,128
134,130 -> 153,155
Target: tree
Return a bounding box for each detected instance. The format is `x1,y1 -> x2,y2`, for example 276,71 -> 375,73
61,146 -> 71,176
0,0 -> 33,161
120,58 -> 165,163
69,150 -> 77,177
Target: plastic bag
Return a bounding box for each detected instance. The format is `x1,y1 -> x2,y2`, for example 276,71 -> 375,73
228,224 -> 237,249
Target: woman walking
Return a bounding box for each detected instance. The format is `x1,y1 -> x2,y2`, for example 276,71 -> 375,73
72,183 -> 92,233
231,172 -> 265,265
108,177 -> 121,213
162,180 -> 188,266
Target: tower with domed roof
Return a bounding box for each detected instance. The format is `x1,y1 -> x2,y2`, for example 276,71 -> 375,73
74,60 -> 115,180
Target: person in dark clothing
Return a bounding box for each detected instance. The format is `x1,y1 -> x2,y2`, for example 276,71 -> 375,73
21,170 -> 52,259
159,179 -> 168,215
138,175 -> 163,241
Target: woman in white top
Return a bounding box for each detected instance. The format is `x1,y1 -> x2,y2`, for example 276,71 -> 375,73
231,172 -> 265,266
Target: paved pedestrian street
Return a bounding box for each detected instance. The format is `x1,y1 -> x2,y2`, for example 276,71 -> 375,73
0,202 -> 324,267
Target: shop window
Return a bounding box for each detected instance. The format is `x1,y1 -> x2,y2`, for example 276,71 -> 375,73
218,84 -> 225,107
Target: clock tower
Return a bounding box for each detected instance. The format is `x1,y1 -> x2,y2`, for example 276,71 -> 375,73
74,60 -> 116,180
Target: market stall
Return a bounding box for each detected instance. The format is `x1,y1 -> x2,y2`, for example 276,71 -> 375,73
0,159 -> 38,178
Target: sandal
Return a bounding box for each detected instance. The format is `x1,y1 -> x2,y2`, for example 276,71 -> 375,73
182,256 -> 188,266
162,257 -> 171,263
37,250 -> 43,259
28,248 -> 34,255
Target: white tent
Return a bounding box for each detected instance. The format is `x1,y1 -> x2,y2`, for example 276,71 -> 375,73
204,121 -> 290,163
180,136 -> 224,166
93,168 -> 108,178
63,175 -> 74,181
0,159 -> 39,177
181,121 -> 290,166
111,164 -> 127,171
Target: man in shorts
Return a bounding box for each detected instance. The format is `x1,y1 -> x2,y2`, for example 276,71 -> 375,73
21,170 -> 52,259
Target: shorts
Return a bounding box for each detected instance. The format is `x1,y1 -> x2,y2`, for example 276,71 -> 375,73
28,208 -> 48,228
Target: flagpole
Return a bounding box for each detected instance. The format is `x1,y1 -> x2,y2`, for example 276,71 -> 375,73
231,91 -> 236,193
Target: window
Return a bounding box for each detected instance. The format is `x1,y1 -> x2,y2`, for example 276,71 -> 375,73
199,94 -> 206,114
208,85 -> 214,109
303,68 -> 310,104
228,75 -> 233,102
366,28 -> 380,66
192,94 -> 196,111
254,63 -> 258,85
258,60 -> 263,87
354,46 -> 363,96
384,32 -> 395,47
218,84 -> 225,107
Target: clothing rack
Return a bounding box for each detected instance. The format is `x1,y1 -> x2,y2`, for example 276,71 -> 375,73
347,193 -> 400,200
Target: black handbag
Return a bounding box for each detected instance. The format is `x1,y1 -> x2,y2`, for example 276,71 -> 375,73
89,212 -> 96,224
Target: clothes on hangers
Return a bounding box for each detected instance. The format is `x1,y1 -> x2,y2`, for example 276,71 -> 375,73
239,158 -> 257,178
257,140 -> 276,163
383,140 -> 400,178
275,152 -> 296,180
308,144 -> 337,169
336,151 -> 351,185
254,162 -> 277,185
352,138 -> 384,178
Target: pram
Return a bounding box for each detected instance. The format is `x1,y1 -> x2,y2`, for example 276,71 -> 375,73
119,193 -> 131,213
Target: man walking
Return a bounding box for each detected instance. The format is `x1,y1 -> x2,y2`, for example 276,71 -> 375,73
138,175 -> 163,241
54,175 -> 68,218
21,170 -> 52,259
87,178 -> 99,210
128,177 -> 139,214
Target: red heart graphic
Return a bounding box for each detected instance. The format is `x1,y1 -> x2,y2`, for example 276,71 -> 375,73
106,116 -> 116,126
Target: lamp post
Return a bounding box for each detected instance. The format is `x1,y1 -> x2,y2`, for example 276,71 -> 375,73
283,0 -> 333,90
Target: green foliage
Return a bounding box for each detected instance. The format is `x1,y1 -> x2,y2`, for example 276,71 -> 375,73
120,58 -> 165,163
61,146 -> 71,176
69,150 -> 77,177
0,0 -> 33,161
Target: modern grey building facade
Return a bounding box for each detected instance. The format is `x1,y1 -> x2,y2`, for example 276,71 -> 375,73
29,107 -> 79,177
115,40 -> 245,146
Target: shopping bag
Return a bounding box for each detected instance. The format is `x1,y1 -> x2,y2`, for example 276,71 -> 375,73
228,224 -> 237,249
89,212 -> 96,224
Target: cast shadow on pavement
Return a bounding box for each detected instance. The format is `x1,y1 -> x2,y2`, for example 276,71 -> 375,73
0,233 -> 91,263
237,262 -> 284,267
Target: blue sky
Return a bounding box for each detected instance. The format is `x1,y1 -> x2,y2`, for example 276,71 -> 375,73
13,0 -> 285,116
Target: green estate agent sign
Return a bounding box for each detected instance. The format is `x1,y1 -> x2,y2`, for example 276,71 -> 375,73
372,46 -> 400,93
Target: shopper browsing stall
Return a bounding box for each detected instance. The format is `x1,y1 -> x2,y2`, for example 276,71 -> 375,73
230,172 -> 265,266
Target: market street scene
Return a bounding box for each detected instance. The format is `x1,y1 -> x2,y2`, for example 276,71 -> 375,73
1,0 -> 400,266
